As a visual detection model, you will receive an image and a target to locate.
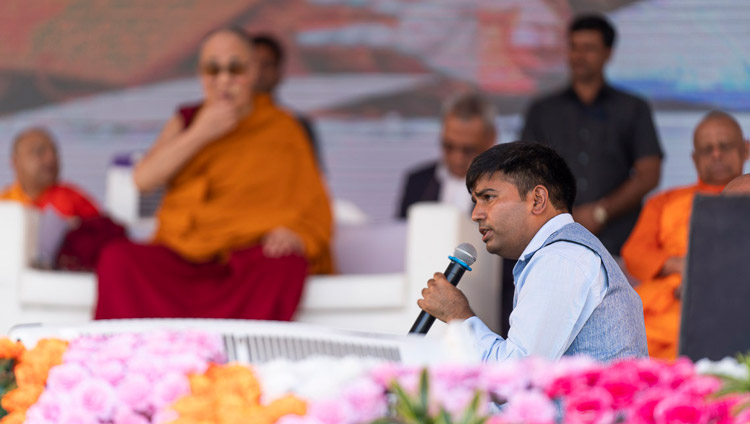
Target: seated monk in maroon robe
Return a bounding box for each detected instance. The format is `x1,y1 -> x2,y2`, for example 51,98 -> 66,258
95,28 -> 333,321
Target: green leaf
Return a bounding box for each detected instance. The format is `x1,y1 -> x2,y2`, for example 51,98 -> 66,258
435,409 -> 453,424
392,383 -> 421,422
459,392 -> 483,424
419,368 -> 430,413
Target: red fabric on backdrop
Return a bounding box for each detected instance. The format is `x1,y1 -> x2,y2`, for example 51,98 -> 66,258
95,240 -> 308,321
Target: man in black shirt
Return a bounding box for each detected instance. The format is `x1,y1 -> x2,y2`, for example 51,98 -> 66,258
521,14 -> 663,256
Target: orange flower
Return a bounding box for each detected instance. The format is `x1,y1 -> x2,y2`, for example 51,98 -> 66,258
0,339 -> 25,360
1,384 -> 43,412
0,412 -> 26,424
168,363 -> 307,424
0,338 -> 68,419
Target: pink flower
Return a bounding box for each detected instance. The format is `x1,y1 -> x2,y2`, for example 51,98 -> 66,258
545,356 -> 603,399
564,386 -> 615,424
430,364 -> 481,389
117,374 -> 153,412
309,398 -> 349,424
26,391 -> 68,422
370,363 -> 418,388
526,356 -> 558,388
46,362 -> 89,392
152,372 -> 190,409
653,393 -> 707,424
499,390 -> 556,424
596,361 -> 643,409
72,378 -> 117,420
151,408 -> 179,424
734,406 -> 750,424
432,386 -> 482,417
341,378 -> 388,422
677,375 -> 722,398
480,360 -> 532,400
99,335 -> 137,362
704,395 -> 746,424
58,409 -> 100,424
277,415 -> 324,424
128,354 -> 166,382
631,359 -> 670,388
165,352 -> 209,375
112,407 -> 150,424
665,358 -> 696,389
629,388 -> 672,424
91,359 -> 126,385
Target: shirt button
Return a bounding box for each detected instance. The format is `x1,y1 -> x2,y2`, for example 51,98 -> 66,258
579,178 -> 589,192
578,152 -> 589,165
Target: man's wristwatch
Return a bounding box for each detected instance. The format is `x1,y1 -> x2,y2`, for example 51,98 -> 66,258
593,204 -> 608,225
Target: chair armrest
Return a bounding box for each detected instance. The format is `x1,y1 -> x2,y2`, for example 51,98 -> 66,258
0,202 -> 40,283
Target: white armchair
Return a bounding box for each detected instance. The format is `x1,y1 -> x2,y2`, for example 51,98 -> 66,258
0,202 -> 501,337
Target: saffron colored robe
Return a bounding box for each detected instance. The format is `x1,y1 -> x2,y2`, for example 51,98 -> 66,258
621,181 -> 724,359
0,182 -> 99,218
95,94 -> 333,321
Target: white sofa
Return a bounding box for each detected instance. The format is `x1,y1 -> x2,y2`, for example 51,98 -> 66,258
0,200 -> 501,337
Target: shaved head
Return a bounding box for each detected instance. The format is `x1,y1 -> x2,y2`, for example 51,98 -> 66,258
11,127 -> 59,199
692,110 -> 749,186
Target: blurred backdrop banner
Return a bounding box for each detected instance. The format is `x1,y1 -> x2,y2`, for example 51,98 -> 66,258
1,0 -> 749,221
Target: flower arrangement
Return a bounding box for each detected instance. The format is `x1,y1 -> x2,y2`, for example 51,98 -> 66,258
1,339 -> 67,424
269,356 -> 750,424
1,332 -> 750,424
0,339 -> 25,420
166,363 -> 306,423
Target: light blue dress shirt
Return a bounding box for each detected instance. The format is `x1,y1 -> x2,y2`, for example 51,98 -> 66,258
466,213 -> 608,361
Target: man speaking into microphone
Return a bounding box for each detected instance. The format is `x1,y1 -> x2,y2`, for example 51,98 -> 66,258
417,142 -> 647,362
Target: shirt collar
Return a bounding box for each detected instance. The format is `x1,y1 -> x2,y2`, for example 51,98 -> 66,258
696,179 -> 729,194
564,82 -> 613,104
518,213 -> 574,262
6,182 -> 34,204
435,162 -> 465,183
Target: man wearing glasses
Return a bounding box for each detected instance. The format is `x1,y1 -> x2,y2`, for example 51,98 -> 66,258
397,92 -> 497,219
621,111 -> 749,360
95,28 -> 332,322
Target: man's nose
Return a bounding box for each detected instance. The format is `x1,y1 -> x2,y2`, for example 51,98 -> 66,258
471,204 -> 484,222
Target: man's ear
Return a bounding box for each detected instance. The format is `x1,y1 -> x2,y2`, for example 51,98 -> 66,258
530,185 -> 549,215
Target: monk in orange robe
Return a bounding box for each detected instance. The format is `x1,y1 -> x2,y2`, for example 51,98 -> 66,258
0,127 -> 98,219
622,111 -> 749,359
95,28 -> 332,321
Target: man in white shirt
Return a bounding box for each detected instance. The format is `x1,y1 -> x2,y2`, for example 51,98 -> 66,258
397,92 -> 497,218
417,142 -> 647,362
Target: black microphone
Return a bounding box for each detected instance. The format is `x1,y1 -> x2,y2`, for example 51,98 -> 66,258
409,243 -> 478,334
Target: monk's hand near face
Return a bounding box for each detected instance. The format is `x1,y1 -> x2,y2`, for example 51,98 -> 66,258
573,203 -> 603,235
262,227 -> 305,258
416,273 -> 474,323
189,100 -> 240,144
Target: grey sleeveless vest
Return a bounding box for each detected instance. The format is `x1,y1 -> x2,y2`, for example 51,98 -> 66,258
516,222 -> 648,361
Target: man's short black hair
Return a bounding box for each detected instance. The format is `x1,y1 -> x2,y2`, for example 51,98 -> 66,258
466,142 -> 577,212
251,33 -> 285,65
569,14 -> 616,48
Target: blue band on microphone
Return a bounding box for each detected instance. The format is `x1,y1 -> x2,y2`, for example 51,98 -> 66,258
448,256 -> 472,271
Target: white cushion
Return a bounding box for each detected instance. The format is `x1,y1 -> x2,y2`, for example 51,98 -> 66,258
301,273 -> 404,310
19,269 -> 96,308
